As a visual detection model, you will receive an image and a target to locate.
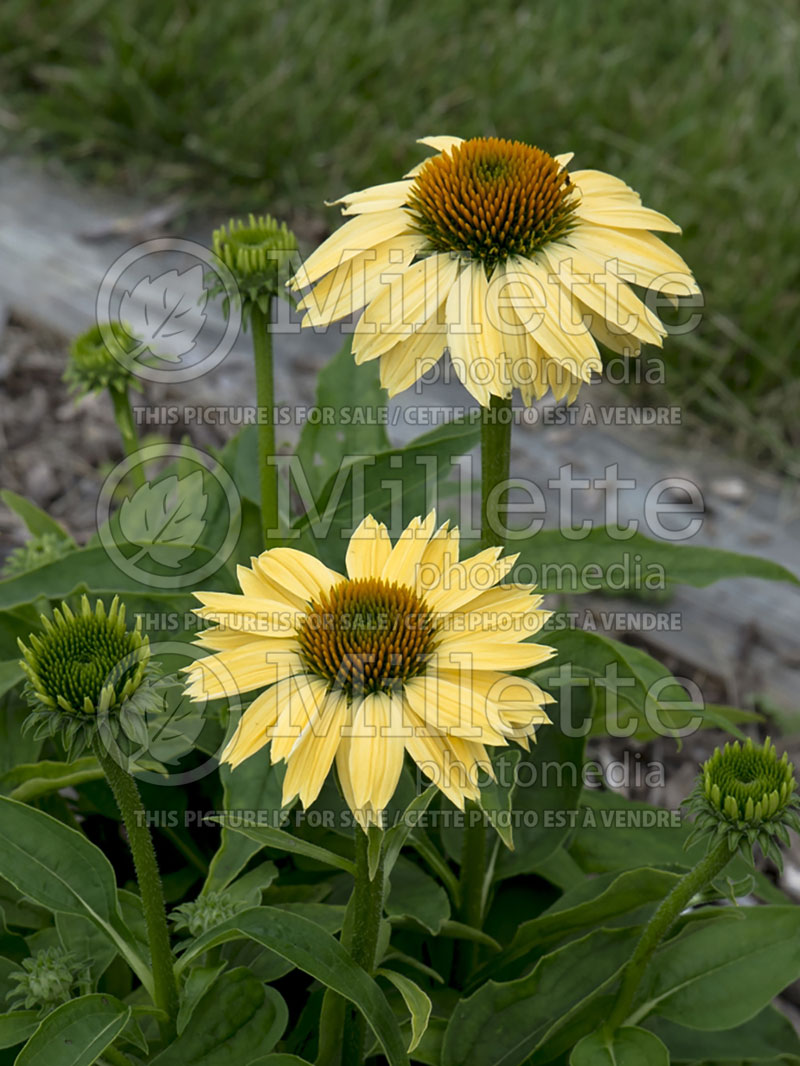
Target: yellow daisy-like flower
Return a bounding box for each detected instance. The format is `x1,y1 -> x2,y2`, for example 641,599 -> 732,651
289,134 -> 698,407
184,512 -> 554,826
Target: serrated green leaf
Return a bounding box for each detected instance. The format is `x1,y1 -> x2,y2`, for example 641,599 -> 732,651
646,1003 -> 800,1062
386,857 -> 450,934
483,867 -> 680,983
204,760 -> 287,893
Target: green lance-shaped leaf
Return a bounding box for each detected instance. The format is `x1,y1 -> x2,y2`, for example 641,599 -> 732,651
176,906 -> 409,1066
176,963 -> 227,1036
0,490 -> 72,542
0,1010 -> 40,1050
0,757 -> 103,801
631,905 -> 800,1030
208,816 -> 355,875
483,867 -> 681,983
442,927 -> 639,1066
377,968 -> 432,1053
513,525 -> 799,594
0,797 -> 153,995
570,1026 -> 669,1066
15,994 -> 130,1066
152,968 -> 286,1066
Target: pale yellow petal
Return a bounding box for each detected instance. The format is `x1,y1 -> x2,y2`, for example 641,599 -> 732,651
290,210 -> 413,290
297,235 -> 422,326
541,241 -> 665,347
352,253 -> 458,364
220,678 -> 306,768
330,179 -> 413,215
345,514 -> 392,580
347,692 -> 407,814
378,320 -> 448,396
445,262 -> 493,407
267,677 -> 331,764
183,643 -> 305,700
381,512 -> 437,585
282,689 -> 349,808
425,547 -> 515,613
254,548 -> 343,604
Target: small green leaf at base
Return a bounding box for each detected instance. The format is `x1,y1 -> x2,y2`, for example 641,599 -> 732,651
570,1026 -> 669,1065
15,994 -> 130,1066
377,968 -> 432,1052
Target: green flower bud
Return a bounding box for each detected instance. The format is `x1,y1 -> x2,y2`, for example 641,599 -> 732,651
64,323 -> 144,398
170,891 -> 246,938
18,595 -> 164,760
210,214 -> 298,324
1,532 -> 75,579
685,737 -> 800,868
7,948 -> 90,1012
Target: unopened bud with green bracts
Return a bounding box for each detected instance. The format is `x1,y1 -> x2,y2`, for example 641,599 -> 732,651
685,737 -> 800,869
64,322 -> 144,398
170,891 -> 247,939
6,947 -> 91,1012
1,531 -> 75,579
210,214 -> 298,324
18,595 -> 164,760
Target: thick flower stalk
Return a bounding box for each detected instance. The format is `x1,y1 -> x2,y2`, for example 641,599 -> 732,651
18,596 -> 179,1036
607,737 -> 799,1034
289,134 -> 697,408
184,510 -> 553,825
210,214 -> 298,547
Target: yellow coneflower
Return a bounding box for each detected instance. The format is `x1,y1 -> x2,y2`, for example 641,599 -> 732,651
184,512 -> 553,826
289,135 -> 698,407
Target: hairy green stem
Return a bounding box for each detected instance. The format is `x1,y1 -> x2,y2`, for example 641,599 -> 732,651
479,395 -> 513,550
455,395 -> 513,982
341,828 -> 385,1066
606,838 -> 734,1033
250,302 -> 279,547
94,743 -> 179,1041
109,386 -> 145,488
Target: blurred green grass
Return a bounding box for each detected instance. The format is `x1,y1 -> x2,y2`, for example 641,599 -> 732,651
1,0 -> 799,471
